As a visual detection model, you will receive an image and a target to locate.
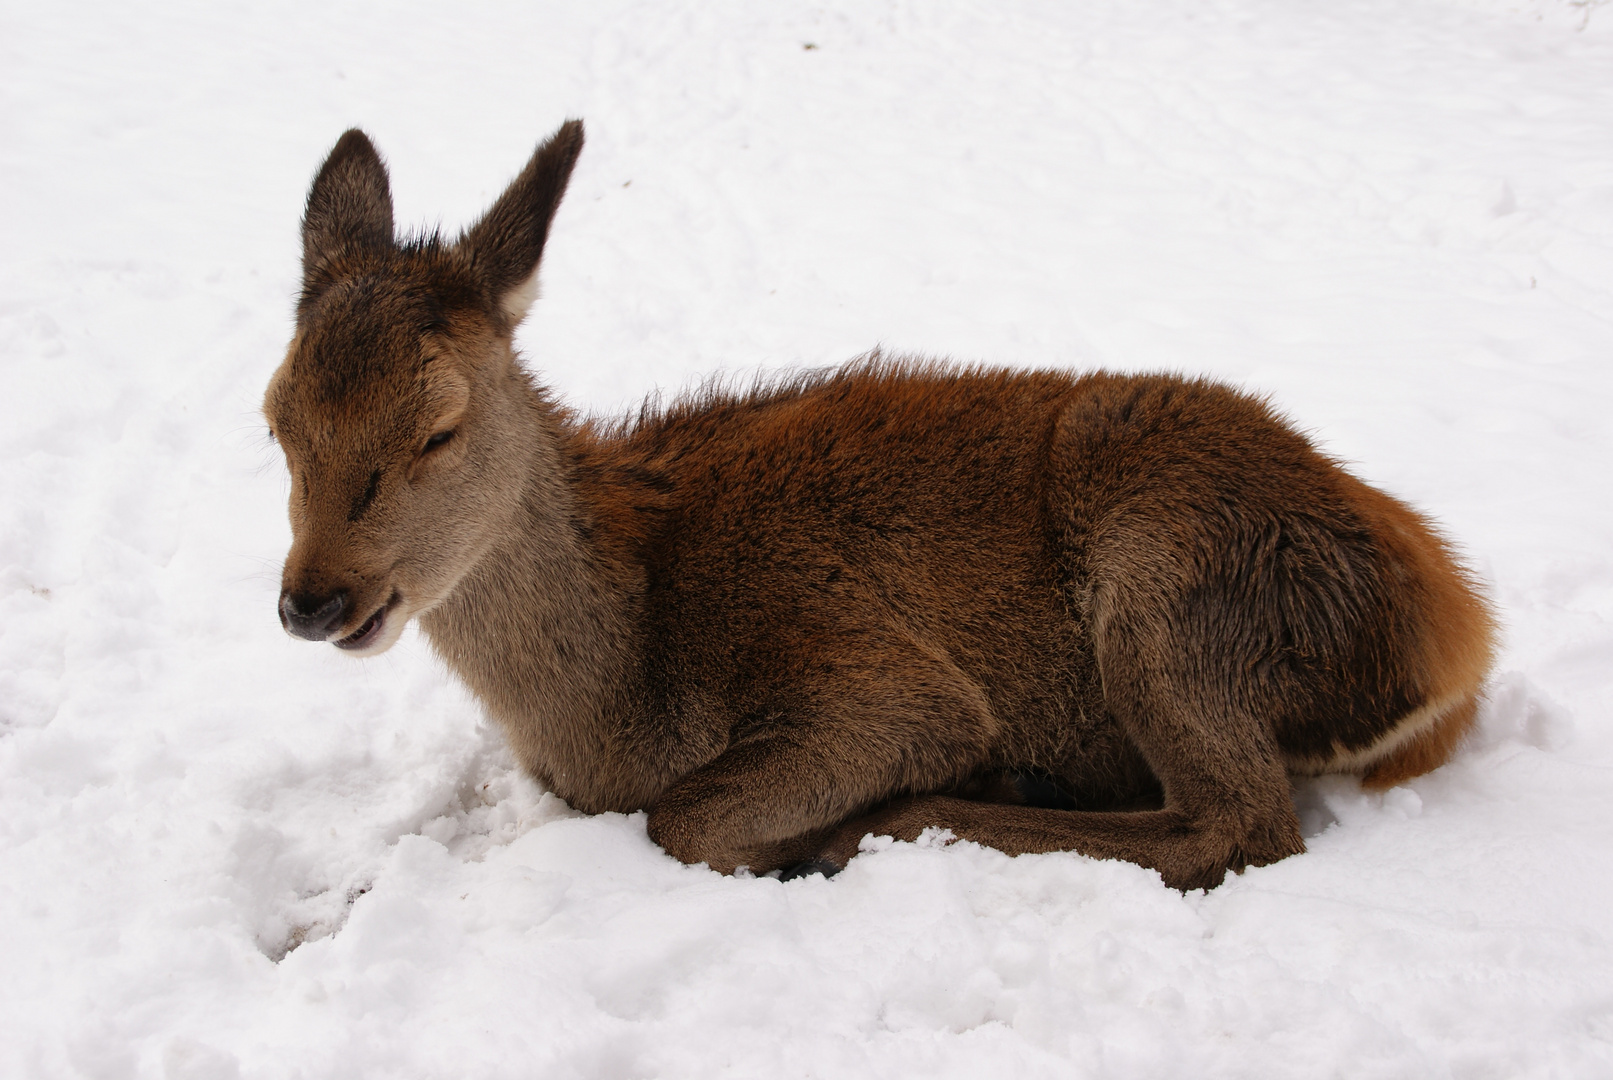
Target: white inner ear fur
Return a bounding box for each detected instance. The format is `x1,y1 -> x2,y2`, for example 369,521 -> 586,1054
500,266 -> 542,324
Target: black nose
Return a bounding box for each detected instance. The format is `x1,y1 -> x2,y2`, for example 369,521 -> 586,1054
279,590 -> 349,641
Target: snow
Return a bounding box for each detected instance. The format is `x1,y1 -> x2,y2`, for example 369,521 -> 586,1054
3,0 -> 1612,1076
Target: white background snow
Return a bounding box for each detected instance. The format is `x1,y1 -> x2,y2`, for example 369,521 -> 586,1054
3,1 -> 1612,1076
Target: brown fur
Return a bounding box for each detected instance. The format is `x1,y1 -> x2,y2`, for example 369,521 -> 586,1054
264,121 -> 1498,890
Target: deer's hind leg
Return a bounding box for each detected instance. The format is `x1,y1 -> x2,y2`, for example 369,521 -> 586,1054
809,602 -> 1306,891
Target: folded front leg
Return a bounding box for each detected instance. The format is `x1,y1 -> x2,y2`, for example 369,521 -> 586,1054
645,639 -> 998,875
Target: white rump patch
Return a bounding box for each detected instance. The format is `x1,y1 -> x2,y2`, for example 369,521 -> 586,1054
1288,689 -> 1468,777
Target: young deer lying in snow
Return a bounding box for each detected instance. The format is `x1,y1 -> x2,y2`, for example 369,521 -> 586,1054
265,121 -> 1496,890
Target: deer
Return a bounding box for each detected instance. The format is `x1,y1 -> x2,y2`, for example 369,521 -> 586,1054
263,120 -> 1497,891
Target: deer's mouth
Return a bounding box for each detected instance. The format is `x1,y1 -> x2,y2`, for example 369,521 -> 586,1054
333,592 -> 400,651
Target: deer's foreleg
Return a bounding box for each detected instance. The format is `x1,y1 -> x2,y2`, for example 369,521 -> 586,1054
645,643 -> 997,875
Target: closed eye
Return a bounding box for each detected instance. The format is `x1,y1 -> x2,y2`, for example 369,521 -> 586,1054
424,429 -> 455,452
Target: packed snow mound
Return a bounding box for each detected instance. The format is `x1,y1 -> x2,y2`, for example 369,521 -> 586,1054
3,1 -> 1612,1077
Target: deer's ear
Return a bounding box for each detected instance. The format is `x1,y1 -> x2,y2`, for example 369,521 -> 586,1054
460,119 -> 584,329
300,130 -> 394,311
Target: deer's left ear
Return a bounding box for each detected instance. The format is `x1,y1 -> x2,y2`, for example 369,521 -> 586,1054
300,129 -> 395,315
459,119 -> 585,329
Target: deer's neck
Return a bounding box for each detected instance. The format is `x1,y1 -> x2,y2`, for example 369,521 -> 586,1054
420,401 -> 655,813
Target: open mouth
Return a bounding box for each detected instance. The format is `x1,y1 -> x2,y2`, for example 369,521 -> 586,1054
333,592 -> 400,651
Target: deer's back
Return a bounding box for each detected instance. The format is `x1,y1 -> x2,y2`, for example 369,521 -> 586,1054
565,360 -> 1484,798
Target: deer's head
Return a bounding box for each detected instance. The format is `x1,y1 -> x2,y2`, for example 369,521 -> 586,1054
263,121 -> 583,654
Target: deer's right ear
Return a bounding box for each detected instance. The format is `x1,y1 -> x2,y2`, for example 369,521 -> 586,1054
300,129 -> 395,312
460,119 -> 585,331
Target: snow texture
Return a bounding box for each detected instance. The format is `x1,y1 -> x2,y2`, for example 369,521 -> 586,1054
3,1 -> 1612,1077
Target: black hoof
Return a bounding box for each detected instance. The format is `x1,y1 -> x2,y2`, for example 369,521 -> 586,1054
779,857 -> 842,881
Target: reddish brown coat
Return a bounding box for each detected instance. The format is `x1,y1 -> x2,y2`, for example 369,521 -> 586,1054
265,121 -> 1496,890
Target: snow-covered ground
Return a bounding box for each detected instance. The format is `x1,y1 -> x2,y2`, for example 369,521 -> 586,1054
3,1 -> 1612,1076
